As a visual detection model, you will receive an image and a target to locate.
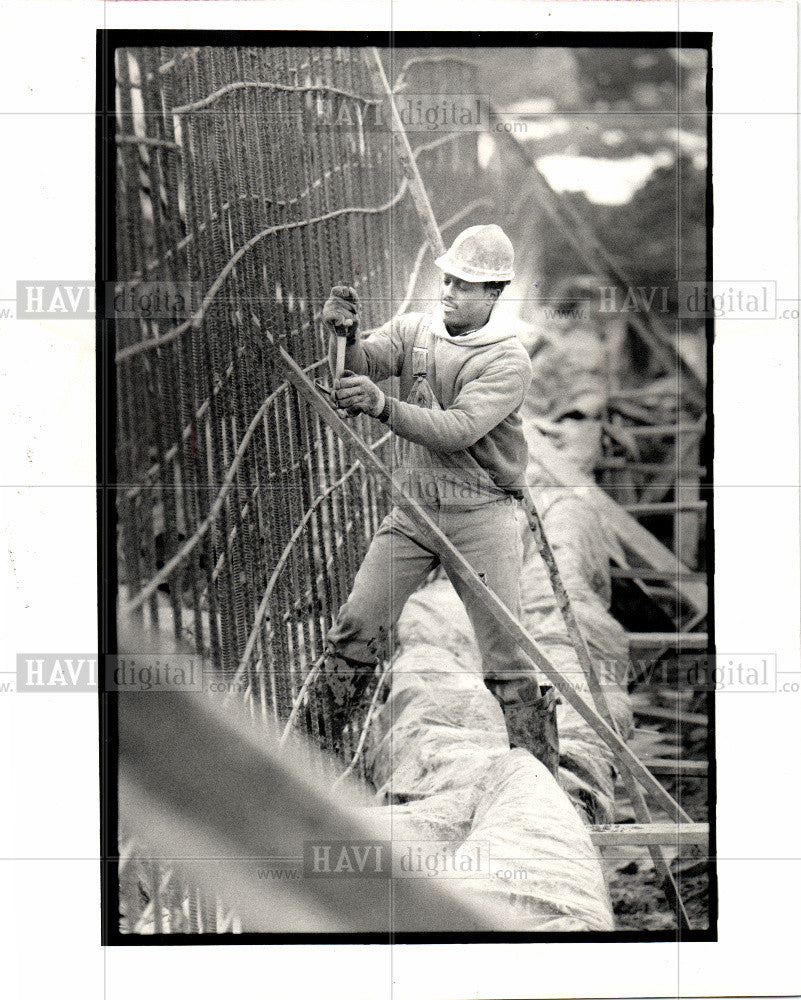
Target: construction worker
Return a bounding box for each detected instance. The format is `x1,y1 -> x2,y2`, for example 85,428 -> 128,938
317,224 -> 559,774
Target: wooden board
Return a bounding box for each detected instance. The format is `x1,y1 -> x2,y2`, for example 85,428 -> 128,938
590,823 -> 709,847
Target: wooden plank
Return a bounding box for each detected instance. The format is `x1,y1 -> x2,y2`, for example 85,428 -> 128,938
675,434 -> 702,568
604,422 -> 706,439
598,459 -> 706,476
526,431 -> 708,617
634,705 -> 708,727
625,500 -> 707,516
611,568 -> 705,582
590,823 -> 708,847
639,759 -> 708,776
627,632 -> 708,650
276,341 -> 692,826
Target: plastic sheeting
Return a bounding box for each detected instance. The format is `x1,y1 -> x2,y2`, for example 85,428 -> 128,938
366,579 -> 614,931
463,752 -> 613,931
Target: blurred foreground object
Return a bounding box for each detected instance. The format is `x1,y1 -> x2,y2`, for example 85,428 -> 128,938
118,681 -> 511,933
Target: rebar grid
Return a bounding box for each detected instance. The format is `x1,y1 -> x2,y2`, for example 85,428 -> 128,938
114,48 -> 491,931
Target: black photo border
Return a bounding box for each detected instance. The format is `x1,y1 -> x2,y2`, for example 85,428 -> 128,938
98,28 -> 716,946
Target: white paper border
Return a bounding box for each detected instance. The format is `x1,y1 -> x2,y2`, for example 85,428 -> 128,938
0,1 -> 798,998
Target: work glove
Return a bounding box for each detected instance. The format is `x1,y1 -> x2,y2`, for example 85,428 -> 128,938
322,285 -> 360,343
333,373 -> 386,419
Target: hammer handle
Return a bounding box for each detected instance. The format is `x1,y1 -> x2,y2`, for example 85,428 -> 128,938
334,332 -> 347,381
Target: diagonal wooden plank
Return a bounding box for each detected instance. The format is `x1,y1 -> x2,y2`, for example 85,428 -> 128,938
369,48 -> 447,259
524,502 -> 693,929
275,339 -> 692,827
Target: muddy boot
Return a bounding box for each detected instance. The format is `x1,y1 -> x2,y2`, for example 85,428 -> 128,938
490,679 -> 561,778
310,649 -> 376,752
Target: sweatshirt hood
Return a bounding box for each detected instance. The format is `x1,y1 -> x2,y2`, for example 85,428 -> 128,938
429,302 -> 519,347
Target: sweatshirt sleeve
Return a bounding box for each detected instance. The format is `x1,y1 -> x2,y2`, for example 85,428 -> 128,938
354,315 -> 414,382
380,358 -> 529,453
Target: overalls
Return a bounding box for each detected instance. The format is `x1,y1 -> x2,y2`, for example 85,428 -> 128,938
323,323 -> 532,723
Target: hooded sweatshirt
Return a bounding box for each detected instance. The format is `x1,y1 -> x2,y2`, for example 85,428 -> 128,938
354,306 -> 532,504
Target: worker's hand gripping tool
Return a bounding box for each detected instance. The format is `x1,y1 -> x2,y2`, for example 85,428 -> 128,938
317,285 -> 361,412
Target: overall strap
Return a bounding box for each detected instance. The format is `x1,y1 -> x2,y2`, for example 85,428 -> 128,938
411,320 -> 505,491
410,319 -> 435,385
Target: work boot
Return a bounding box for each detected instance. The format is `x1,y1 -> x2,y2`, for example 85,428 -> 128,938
489,678 -> 561,778
309,648 -> 376,752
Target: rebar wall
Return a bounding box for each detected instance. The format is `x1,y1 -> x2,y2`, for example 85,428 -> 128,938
115,46 -> 489,765
114,46 -> 494,932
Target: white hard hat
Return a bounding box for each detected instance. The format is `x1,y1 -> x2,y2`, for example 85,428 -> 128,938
435,224 -> 515,283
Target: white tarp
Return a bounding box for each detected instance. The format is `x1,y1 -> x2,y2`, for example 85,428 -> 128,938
366,577 -> 614,931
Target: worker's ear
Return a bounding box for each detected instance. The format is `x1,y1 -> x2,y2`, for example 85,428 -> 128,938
485,285 -> 501,303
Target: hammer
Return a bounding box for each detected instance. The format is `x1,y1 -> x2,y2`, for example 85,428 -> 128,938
329,285 -> 359,381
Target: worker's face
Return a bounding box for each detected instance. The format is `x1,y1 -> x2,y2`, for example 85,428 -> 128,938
439,274 -> 499,334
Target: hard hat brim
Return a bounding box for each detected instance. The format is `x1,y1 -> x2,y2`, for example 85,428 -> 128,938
434,252 -> 515,284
